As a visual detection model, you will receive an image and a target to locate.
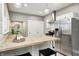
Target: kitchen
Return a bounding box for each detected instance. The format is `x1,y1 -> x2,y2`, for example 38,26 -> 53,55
0,3 -> 79,56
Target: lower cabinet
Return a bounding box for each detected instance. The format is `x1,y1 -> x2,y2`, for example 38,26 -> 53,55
55,34 -> 72,56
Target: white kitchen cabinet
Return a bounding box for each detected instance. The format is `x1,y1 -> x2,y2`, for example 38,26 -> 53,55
27,20 -> 44,37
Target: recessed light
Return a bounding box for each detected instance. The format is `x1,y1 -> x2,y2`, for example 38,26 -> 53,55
15,3 -> 22,8
44,9 -> 50,13
24,4 -> 28,7
15,3 -> 21,6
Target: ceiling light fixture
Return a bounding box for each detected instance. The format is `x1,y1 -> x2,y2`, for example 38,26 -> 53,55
24,4 -> 28,7
44,4 -> 50,14
44,9 -> 50,13
15,3 -> 22,8
15,3 -> 21,6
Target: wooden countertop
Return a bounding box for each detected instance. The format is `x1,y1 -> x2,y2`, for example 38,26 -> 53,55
0,35 -> 60,52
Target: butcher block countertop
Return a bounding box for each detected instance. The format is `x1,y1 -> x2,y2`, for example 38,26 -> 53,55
0,34 -> 60,52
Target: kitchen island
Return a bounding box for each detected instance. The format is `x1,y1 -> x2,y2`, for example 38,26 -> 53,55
0,35 -> 60,56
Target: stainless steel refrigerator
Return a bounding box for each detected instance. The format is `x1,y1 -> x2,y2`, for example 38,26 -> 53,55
55,16 -> 72,56
72,18 -> 79,56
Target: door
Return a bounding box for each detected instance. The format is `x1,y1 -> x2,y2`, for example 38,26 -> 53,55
27,20 -> 44,37
36,21 -> 44,35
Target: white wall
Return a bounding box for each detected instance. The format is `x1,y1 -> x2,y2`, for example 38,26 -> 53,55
10,12 -> 43,21
56,3 -> 79,16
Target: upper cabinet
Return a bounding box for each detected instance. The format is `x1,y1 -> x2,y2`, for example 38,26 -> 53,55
3,4 -> 10,34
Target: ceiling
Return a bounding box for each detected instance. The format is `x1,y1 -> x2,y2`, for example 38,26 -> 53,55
7,3 -> 72,16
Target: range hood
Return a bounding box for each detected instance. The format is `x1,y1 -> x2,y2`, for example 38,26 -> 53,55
48,11 -> 56,24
